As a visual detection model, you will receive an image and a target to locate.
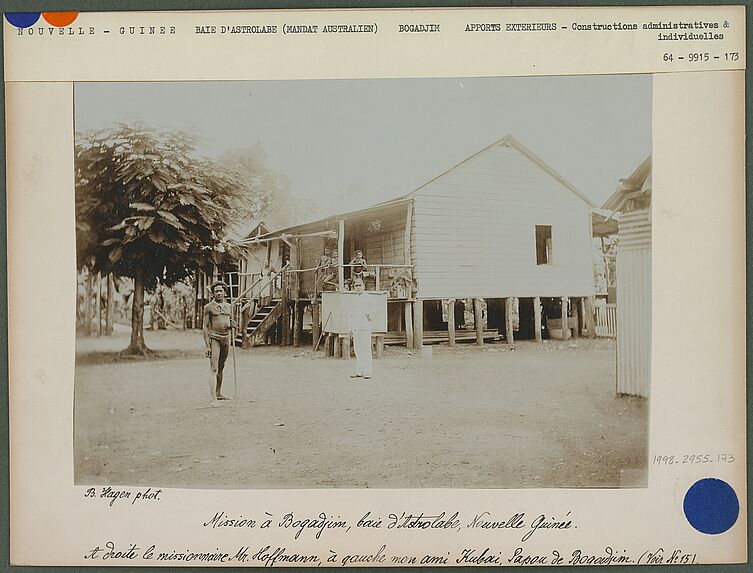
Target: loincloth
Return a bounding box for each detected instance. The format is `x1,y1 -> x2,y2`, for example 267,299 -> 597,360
208,330 -> 231,342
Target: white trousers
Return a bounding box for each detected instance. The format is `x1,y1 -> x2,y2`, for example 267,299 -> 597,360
352,329 -> 373,377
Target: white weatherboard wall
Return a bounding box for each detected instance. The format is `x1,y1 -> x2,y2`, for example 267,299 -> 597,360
412,140 -> 595,300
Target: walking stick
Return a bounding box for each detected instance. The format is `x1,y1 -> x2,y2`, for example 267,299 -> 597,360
230,293 -> 239,400
313,312 -> 332,352
231,325 -> 238,399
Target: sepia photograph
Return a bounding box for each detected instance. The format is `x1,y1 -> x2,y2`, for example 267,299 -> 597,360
72,75 -> 652,489
7,4 -> 746,567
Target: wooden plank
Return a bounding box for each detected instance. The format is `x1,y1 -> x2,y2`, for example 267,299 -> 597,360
505,297 -> 515,345
447,299 -> 456,347
533,296 -> 542,342
413,299 -> 424,349
404,302 -> 414,349
384,329 -> 499,339
384,329 -> 498,346
474,298 -> 484,346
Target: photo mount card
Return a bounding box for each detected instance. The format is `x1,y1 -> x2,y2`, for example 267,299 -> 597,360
4,5 -> 747,567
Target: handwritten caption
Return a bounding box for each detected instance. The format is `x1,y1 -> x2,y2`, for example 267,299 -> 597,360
83,541 -> 697,566
80,505 -> 698,566
201,509 -> 573,542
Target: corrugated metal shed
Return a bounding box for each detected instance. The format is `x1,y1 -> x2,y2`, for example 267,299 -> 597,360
607,156 -> 652,398
616,207 -> 651,397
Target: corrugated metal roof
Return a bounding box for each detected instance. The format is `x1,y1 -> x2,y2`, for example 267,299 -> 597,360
603,155 -> 652,212
254,197 -> 412,239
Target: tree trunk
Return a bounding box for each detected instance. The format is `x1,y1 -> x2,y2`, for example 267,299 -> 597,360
95,272 -> 102,337
106,274 -> 115,336
84,271 -> 93,336
125,272 -> 150,354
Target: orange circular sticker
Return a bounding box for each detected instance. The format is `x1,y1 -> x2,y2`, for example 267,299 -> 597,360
42,12 -> 79,27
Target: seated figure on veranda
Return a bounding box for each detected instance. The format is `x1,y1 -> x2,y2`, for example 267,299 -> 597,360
348,249 -> 369,289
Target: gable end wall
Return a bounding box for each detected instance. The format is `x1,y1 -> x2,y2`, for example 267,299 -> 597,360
412,142 -> 595,299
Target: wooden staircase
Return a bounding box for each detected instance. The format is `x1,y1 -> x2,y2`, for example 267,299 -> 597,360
234,299 -> 284,347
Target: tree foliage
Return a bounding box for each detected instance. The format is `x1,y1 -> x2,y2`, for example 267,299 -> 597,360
76,124 -> 249,287
75,124 -> 252,352
218,144 -> 314,230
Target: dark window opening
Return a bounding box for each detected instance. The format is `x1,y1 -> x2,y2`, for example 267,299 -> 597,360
536,225 -> 553,265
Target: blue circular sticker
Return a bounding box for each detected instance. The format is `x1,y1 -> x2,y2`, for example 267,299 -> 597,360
683,478 -> 739,534
5,13 -> 41,28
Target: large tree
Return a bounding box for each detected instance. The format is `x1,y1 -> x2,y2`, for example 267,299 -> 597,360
218,144 -> 317,229
76,124 -> 249,354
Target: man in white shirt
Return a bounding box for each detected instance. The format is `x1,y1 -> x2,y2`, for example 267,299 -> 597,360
348,278 -> 373,380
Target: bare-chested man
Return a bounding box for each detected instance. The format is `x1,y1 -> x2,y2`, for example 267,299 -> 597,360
203,281 -> 235,406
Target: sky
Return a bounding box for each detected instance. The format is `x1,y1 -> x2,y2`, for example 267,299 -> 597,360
75,76 -> 651,218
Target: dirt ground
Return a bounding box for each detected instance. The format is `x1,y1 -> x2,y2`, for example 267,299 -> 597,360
74,329 -> 647,489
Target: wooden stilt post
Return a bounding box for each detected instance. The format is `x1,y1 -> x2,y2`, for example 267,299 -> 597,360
312,302 -> 320,348
505,297 -> 515,346
288,309 -> 294,346
341,335 -> 351,359
281,302 -> 290,346
572,297 -> 580,338
533,296 -> 543,342
561,297 -> 569,340
298,302 -> 305,344
474,298 -> 484,346
324,333 -> 334,357
413,299 -> 424,349
404,301 -> 414,349
293,302 -> 301,347
447,299 -> 456,347
585,296 -> 596,339
334,335 -> 342,358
